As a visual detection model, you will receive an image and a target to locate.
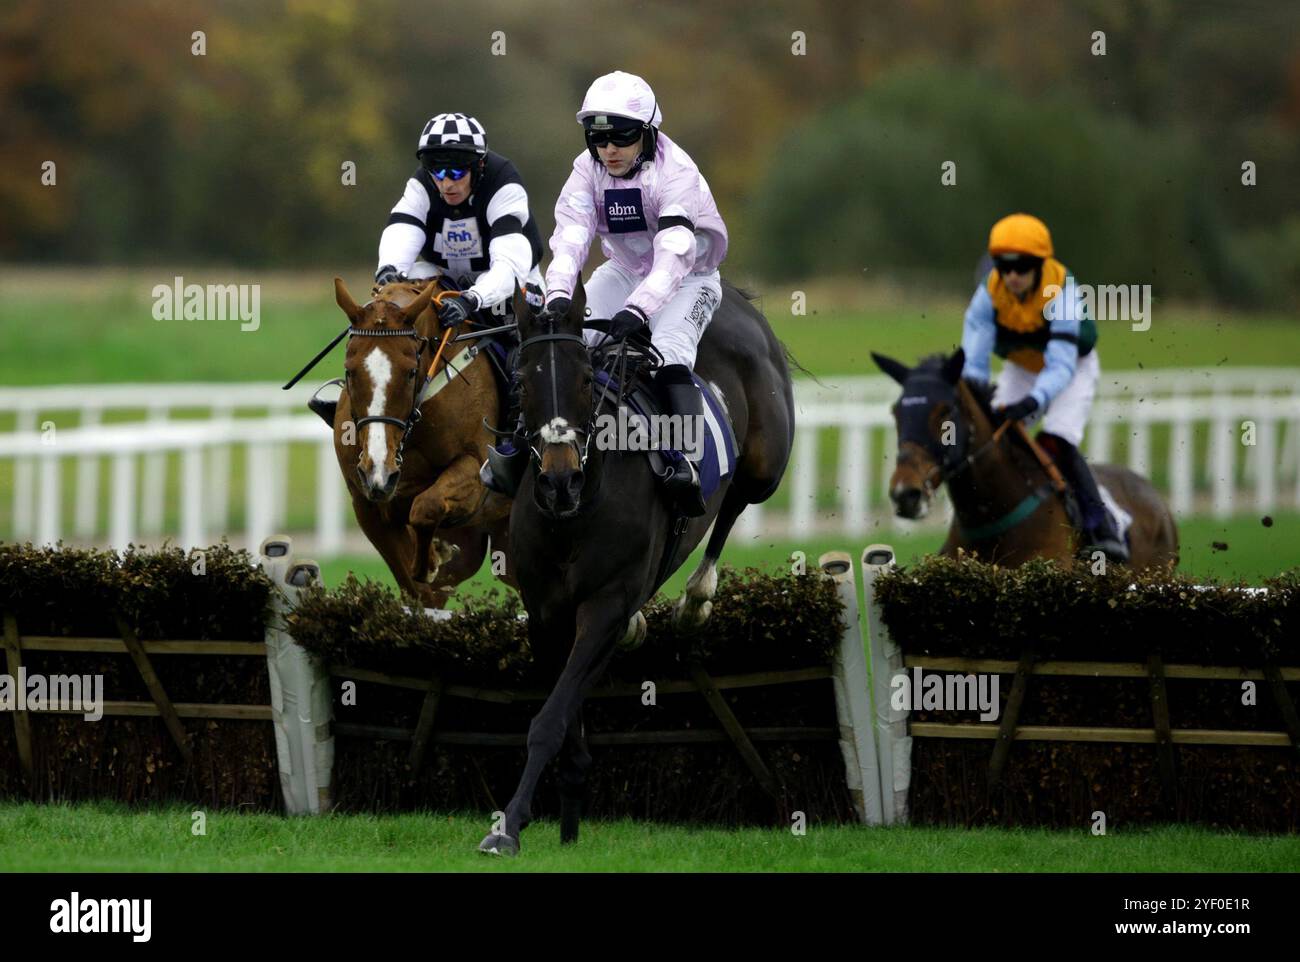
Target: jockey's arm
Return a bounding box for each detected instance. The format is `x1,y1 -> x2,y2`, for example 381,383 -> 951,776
377,177 -> 430,277
960,285 -> 996,385
466,183 -> 535,311
1028,278 -> 1085,409
544,159 -> 599,302
624,172 -> 701,319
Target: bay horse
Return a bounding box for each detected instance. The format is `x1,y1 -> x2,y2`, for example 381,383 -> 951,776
478,276 -> 795,855
872,348 -> 1178,570
319,277 -> 516,607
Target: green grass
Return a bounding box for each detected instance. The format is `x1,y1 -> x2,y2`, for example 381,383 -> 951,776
1,801 -> 1296,872
318,512 -> 1300,606
767,301 -> 1300,376
3,278 -> 1298,387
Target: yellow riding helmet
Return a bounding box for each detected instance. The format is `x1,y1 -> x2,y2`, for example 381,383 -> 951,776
988,213 -> 1054,259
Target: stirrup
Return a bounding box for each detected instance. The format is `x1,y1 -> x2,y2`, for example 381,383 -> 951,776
481,440 -> 528,497
308,378 -> 343,427
664,459 -> 706,517
1082,528 -> 1130,564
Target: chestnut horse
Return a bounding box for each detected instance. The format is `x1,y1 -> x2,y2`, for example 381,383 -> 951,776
872,348 -> 1178,570
322,277 -> 516,606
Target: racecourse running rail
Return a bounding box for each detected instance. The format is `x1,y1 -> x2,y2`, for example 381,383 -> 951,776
1,369 -> 1299,554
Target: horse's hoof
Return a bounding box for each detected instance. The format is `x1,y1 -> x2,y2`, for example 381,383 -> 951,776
617,611 -> 647,651
479,832 -> 519,857
673,596 -> 713,629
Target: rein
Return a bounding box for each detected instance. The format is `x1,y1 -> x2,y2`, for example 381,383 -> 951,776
286,286 -> 469,468
516,324 -> 595,468
513,316 -> 659,485
911,389 -> 1065,541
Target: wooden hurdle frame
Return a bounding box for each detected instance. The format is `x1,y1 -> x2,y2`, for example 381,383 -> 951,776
0,537 -> 883,818
12,538 -> 1290,824
856,546 -> 1300,821
263,541 -> 883,819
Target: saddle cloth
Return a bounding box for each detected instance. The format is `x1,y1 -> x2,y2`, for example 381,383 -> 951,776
1097,483 -> 1134,545
594,369 -> 737,503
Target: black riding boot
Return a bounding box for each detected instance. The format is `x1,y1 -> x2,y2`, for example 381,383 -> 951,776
1044,433 -> 1130,563
480,372 -> 529,497
655,364 -> 706,517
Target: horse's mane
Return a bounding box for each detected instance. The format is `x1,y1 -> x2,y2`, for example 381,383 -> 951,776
910,354 -> 996,416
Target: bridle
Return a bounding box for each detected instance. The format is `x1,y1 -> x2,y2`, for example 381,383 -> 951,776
515,317 -> 598,469
896,377 -> 1013,497
350,287 -> 477,468
348,325 -> 432,468
514,313 -> 640,471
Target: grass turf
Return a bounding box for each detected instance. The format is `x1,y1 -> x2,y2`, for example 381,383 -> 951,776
3,277 -> 1299,386
315,512 -> 1300,605
2,802 -> 1297,872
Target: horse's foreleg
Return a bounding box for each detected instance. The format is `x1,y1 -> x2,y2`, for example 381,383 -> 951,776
409,455 -> 488,586
350,494 -> 436,606
556,707 -> 592,845
480,594 -> 626,856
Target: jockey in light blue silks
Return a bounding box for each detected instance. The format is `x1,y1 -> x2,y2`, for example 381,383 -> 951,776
962,212 -> 1129,562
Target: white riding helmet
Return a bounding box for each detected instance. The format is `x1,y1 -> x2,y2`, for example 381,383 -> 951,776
575,71 -> 662,127
576,72 -> 661,177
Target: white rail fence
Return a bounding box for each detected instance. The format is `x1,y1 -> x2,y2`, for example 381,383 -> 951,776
2,370 -> 1299,554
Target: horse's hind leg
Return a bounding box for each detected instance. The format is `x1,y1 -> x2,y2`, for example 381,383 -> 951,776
557,708 -> 592,845
674,484 -> 747,628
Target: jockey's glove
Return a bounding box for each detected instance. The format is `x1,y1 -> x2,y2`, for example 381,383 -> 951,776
437,290 -> 480,328
999,396 -> 1040,423
608,306 -> 649,341
374,264 -> 402,287
544,296 -> 571,319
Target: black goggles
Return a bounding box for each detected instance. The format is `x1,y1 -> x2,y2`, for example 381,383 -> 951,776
419,154 -> 475,179
993,254 -> 1043,275
585,126 -> 643,148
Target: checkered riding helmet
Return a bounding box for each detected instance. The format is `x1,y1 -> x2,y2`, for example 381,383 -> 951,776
416,113 -> 488,183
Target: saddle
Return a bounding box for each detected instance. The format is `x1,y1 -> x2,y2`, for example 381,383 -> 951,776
583,325 -> 737,504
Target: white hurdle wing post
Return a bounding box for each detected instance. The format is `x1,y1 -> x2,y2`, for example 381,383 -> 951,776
819,551 -> 883,825
861,543 -> 910,825
259,535 -> 334,814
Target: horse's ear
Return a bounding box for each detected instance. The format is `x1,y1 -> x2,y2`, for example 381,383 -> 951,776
941,347 -> 966,384
512,283 -> 530,325
334,277 -> 361,322
403,280 -> 437,324
871,351 -> 910,386
570,274 -> 587,324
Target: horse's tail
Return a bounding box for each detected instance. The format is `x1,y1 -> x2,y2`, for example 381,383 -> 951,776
726,281 -> 824,388
782,343 -> 823,386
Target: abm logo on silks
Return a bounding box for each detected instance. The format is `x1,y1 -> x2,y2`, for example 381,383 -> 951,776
604,189 -> 647,234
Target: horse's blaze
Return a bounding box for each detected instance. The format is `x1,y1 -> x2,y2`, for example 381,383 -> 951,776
362,347 -> 395,482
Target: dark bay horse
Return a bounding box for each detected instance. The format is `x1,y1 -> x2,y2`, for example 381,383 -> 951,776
872,349 -> 1178,570
479,276 -> 795,855
324,277 -> 516,607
